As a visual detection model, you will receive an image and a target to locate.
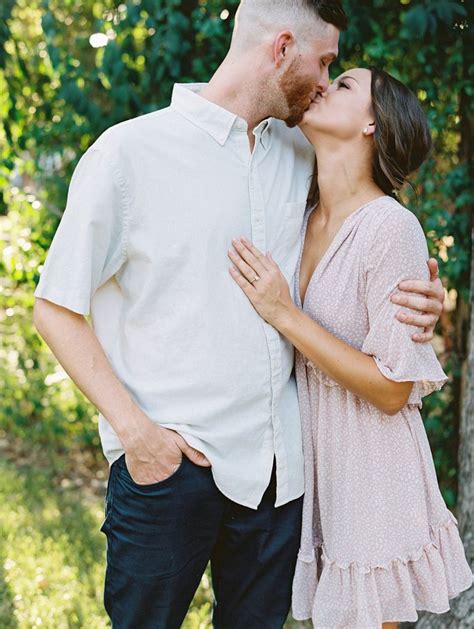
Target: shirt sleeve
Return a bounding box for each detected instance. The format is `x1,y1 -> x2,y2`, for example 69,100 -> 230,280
34,144 -> 129,315
361,206 -> 448,408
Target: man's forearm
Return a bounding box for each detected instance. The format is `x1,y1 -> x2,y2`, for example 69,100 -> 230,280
33,297 -> 150,449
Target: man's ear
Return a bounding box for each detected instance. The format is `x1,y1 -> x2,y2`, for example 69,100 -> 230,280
363,122 -> 376,136
273,31 -> 294,68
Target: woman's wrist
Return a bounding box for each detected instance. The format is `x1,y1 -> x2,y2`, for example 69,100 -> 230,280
274,302 -> 302,336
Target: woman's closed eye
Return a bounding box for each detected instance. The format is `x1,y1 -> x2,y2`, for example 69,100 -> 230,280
338,80 -> 350,89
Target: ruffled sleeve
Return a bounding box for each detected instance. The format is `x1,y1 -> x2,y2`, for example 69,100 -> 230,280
361,206 -> 448,407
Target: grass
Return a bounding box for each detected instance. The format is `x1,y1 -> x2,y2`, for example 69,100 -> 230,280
0,453 -> 307,628
0,455 -> 108,628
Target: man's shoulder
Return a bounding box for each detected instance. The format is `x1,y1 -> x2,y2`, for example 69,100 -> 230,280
92,106 -> 176,154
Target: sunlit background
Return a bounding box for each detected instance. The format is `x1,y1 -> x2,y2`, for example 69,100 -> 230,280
0,1 -> 472,627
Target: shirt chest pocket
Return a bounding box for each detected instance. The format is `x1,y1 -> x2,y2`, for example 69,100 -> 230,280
272,201 -> 307,282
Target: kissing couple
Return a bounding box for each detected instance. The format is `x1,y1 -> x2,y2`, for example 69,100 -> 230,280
34,1 -> 472,627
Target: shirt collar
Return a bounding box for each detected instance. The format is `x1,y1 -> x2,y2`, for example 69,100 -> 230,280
171,83 -> 273,149
256,119 -> 271,150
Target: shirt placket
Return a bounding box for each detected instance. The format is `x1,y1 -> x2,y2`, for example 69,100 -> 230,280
248,143 -> 288,504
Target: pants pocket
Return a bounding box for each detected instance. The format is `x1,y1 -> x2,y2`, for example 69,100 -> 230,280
106,457 -> 192,579
118,453 -> 187,491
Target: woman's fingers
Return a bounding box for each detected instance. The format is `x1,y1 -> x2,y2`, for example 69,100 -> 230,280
228,238 -> 282,299
234,238 -> 271,274
228,237 -> 270,284
229,266 -> 257,299
240,237 -> 266,257
228,248 -> 261,284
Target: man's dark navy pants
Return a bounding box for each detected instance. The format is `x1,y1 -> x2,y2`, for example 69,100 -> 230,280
100,454 -> 303,628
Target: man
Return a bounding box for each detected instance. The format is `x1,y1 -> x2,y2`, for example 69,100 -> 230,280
33,1 -> 444,627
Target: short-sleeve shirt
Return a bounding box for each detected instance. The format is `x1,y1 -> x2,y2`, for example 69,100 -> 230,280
34,83 -> 315,508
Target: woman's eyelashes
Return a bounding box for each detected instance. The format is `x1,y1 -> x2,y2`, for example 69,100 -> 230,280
337,80 -> 350,89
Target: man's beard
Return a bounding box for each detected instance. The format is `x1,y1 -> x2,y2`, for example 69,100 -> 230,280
279,58 -> 315,128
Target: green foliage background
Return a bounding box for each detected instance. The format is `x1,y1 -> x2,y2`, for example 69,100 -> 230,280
0,1 -> 472,626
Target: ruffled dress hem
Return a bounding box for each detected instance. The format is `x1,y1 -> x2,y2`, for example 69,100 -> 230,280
292,511 -> 473,628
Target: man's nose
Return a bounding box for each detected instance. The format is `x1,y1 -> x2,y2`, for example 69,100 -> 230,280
317,70 -> 330,94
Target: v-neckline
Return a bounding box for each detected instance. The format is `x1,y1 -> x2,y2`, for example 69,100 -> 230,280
296,196 -> 390,310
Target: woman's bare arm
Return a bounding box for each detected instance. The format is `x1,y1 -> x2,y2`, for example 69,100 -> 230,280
277,305 -> 413,415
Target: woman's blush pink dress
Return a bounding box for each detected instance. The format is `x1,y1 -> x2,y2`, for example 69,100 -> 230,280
291,195 -> 473,628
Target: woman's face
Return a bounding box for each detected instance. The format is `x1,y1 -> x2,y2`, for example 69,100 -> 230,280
300,67 -> 374,141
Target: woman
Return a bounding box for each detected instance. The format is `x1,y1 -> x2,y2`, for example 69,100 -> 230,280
228,67 -> 472,628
